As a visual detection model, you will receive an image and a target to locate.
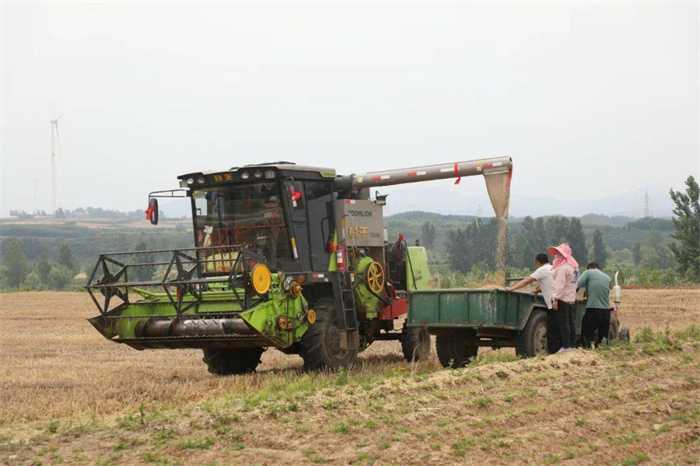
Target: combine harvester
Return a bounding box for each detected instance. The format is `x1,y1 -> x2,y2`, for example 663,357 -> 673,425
87,157 -> 514,373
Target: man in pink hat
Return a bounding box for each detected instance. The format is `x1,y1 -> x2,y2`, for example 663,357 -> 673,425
547,243 -> 579,352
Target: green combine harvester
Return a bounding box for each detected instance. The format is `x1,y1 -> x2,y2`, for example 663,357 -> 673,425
87,157 -> 513,374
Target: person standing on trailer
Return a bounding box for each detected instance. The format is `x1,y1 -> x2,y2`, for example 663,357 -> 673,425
506,253 -> 557,352
548,243 -> 579,352
578,262 -> 612,347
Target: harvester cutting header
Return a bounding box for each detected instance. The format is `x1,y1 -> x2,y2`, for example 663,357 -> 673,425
87,156 -> 512,373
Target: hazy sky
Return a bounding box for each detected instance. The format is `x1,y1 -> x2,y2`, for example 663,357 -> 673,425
1,0 -> 698,218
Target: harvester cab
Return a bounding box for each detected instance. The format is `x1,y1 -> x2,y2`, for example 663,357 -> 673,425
87,157 -> 513,374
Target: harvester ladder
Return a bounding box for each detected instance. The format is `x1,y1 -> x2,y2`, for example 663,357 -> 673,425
334,273 -> 358,331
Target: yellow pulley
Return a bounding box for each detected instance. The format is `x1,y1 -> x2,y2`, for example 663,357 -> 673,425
365,261 -> 385,294
306,309 -> 317,325
250,263 -> 272,295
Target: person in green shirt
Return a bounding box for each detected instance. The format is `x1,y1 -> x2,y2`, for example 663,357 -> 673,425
577,262 -> 612,347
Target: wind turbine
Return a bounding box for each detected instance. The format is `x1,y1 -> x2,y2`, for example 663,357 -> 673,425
50,115 -> 62,214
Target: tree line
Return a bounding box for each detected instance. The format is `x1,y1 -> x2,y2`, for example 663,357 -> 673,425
1,176 -> 698,289
441,216 -> 605,273
1,240 -> 79,290
0,229 -> 192,290
8,206 -> 162,220
422,175 -> 699,283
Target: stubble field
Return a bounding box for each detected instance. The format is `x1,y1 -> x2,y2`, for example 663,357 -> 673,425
1,289 -> 699,465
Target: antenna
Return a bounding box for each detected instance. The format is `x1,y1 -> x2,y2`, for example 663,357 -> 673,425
50,116 -> 62,214
644,189 -> 650,218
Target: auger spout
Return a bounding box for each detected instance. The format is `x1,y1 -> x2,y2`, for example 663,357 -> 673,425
335,156 -> 512,191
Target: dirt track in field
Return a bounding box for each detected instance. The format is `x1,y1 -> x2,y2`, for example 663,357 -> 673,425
1,289 -> 699,465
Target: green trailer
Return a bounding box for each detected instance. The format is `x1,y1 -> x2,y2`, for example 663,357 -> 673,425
406,288 -> 625,367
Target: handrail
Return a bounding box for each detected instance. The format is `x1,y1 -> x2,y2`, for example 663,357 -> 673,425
96,244 -> 243,257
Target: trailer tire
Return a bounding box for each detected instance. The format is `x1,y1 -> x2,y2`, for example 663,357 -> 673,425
515,309 -> 548,358
618,327 -> 630,342
608,313 -> 630,342
436,331 -> 478,368
299,298 -> 358,371
401,322 -> 431,362
202,347 -> 264,376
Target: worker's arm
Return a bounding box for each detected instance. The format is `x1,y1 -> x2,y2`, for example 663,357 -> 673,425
506,276 -> 535,292
576,270 -> 589,291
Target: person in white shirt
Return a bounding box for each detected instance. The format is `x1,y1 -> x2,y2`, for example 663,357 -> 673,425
506,253 -> 556,353
506,253 -> 553,307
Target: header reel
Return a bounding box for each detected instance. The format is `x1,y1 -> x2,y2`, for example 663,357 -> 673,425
86,246 -> 276,317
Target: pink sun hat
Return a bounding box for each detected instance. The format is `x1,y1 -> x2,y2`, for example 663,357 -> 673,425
547,243 -> 579,269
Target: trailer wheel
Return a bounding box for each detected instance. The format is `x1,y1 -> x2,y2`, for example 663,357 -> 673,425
515,309 -> 548,358
202,347 -> 264,376
401,322 -> 431,362
436,331 -> 478,368
618,327 -> 630,342
299,299 -> 358,371
608,312 -> 630,342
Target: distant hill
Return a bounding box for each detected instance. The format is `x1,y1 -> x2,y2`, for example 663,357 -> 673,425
579,214 -> 635,228
0,210 -> 675,273
384,211 -> 479,244
387,210 -> 671,229
626,217 -> 674,231
386,211 -> 479,224
379,182 -> 675,218
384,210 -> 674,252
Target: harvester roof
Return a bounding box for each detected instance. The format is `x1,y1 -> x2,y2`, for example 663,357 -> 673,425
177,162 -> 337,187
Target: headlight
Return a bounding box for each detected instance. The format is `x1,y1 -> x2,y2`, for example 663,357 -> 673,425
240,171 -> 250,180
186,177 -> 195,185
197,176 -> 206,184
254,170 -> 263,179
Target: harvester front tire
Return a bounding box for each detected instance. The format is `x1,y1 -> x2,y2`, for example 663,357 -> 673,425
299,299 -> 358,371
436,331 -> 478,368
401,322 -> 431,362
202,348 -> 263,376
515,309 -> 548,358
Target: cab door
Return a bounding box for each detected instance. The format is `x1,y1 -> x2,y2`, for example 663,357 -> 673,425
304,181 -> 333,271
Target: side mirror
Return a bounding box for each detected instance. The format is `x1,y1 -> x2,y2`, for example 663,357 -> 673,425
146,198 -> 159,225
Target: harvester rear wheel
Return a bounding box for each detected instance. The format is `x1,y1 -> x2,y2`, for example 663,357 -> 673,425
436,331 -> 478,368
202,347 -> 264,376
299,298 -> 358,371
401,322 -> 431,362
